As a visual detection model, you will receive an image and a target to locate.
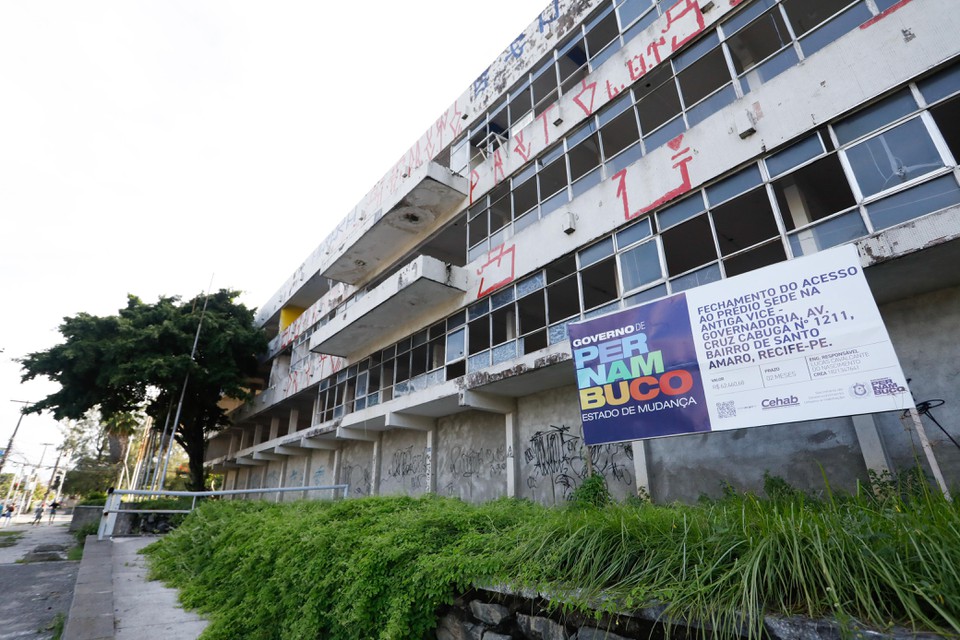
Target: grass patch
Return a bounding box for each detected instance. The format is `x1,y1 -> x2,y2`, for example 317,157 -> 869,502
143,482 -> 960,640
46,612 -> 65,640
0,530 -> 24,547
67,545 -> 84,561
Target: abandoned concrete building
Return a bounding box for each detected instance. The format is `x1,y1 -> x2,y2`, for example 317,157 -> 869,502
206,0 -> 960,503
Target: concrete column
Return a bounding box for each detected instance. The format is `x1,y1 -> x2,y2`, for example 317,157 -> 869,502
253,424 -> 263,446
852,414 -> 892,479
505,412 -> 520,498
238,429 -> 249,451
426,428 -> 437,494
333,449 -> 342,488
276,458 -> 288,503
269,417 -> 281,441
371,433 -> 383,496
301,452 -> 313,500
288,409 -> 300,436
631,440 -> 651,499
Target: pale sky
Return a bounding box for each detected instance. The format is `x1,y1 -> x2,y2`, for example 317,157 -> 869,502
0,0 -> 549,472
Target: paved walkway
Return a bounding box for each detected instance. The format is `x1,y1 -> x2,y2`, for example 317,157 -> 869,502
0,514 -> 78,640
64,535 -> 208,640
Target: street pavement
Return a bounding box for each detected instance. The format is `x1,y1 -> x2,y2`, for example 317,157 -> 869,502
0,514 -> 78,640
0,513 -> 208,640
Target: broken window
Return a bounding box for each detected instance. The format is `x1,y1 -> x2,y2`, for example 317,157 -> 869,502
491,306 -> 517,345
600,107 -> 641,159
567,128 -> 602,181
547,275 -> 580,322
788,209 -> 867,256
635,65 -> 682,136
844,117 -> 944,197
929,98 -> 960,161
585,5 -> 620,61
724,4 -> 797,92
675,33 -> 731,108
774,154 -> 856,231
724,240 -> 787,277
618,0 -> 659,38
532,60 -> 559,114
468,315 -> 490,355
661,214 -> 716,275
512,171 -> 538,218
538,155 -> 568,200
712,187 -> 780,256
784,0 -> 871,57
558,36 -> 589,93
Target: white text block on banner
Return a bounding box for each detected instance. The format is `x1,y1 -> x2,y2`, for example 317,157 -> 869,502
568,245 -> 911,446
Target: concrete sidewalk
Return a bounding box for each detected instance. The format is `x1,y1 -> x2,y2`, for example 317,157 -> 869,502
63,535 -> 208,640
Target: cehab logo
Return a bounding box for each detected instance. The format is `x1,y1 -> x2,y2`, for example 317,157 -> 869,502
849,382 -> 871,398
761,395 -> 799,409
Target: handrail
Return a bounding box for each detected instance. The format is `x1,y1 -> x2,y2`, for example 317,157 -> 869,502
97,484 -> 349,540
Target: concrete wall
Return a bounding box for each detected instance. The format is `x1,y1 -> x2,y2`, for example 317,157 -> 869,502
875,285 -> 960,486
517,387 -> 636,505
379,429 -> 430,497
436,411 -> 507,503
340,442 -> 374,498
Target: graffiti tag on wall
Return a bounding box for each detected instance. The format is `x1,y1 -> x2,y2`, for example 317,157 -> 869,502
523,424 -> 633,501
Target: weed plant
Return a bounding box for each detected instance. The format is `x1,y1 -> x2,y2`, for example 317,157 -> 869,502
144,480 -> 960,640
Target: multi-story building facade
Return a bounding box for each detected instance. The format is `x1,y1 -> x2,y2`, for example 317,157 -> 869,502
207,0 -> 960,503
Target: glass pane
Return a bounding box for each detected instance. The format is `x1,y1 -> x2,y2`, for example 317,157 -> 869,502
706,165 -> 762,205
540,188 -> 569,218
739,46 -> 799,94
677,47 -> 730,106
788,209 -> 867,256
726,7 -> 791,74
834,90 -> 916,145
797,3 -> 872,58
866,174 -> 960,230
616,217 -> 652,248
467,351 -> 490,373
670,263 -> 721,292
845,118 -> 942,197
686,84 -> 736,127
783,0 -> 860,37
584,301 -> 621,319
657,192 -> 706,229
604,142 -> 645,176
579,237 -> 614,266
516,272 -> 545,296
572,167 -> 603,197
468,298 -> 489,320
586,7 -> 619,58
492,340 -> 518,365
767,134 -> 823,177
620,241 -> 662,292
642,114 -> 685,151
491,286 -> 515,309
539,158 -> 568,199
723,0 -> 777,36
548,321 -> 570,345
623,283 -> 667,307
919,64 -> 960,105
723,241 -> 787,277
618,0 -> 657,33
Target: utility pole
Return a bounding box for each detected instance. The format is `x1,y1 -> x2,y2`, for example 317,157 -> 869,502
0,400 -> 32,476
42,449 -> 64,503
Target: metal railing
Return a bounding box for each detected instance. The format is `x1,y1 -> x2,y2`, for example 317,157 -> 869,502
97,484 -> 349,540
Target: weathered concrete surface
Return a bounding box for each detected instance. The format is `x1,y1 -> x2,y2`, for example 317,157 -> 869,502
0,516 -> 78,640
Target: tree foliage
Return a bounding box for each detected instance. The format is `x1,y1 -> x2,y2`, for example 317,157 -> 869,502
21,289 -> 266,490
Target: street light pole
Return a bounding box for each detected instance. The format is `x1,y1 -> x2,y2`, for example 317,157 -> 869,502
0,400 -> 32,477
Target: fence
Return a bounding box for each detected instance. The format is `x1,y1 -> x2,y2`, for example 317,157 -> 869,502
97,484 -> 349,540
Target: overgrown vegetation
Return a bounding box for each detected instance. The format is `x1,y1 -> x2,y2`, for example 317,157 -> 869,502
144,480 -> 960,640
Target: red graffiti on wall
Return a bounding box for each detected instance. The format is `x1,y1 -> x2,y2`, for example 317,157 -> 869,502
513,131 -> 531,163
536,104 -> 557,146
572,78 -> 598,116
860,0 -> 913,28
493,149 -> 506,184
469,170 -> 480,204
613,134 -> 694,220
476,243 -> 517,298
624,0 -> 704,84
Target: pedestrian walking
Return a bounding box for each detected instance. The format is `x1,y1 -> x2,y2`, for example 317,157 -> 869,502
48,500 -> 60,524
0,504 -> 13,528
31,503 -> 44,525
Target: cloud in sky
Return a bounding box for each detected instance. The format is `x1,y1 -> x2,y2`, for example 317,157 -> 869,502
0,0 -> 549,466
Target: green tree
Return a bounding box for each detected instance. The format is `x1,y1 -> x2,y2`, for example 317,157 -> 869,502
20,290 -> 266,491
